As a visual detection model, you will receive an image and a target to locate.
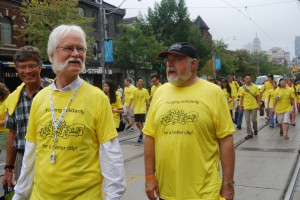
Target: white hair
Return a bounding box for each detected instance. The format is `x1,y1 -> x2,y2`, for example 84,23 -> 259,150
47,24 -> 87,63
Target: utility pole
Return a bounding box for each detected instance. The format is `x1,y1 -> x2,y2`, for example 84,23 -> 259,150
99,0 -> 106,85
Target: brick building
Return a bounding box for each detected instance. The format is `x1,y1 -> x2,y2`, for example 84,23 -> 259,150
0,0 -> 126,91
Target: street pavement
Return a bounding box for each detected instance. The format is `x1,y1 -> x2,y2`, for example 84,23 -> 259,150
120,113 -> 300,200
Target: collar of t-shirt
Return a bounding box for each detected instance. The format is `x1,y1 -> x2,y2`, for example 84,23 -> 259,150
52,76 -> 82,92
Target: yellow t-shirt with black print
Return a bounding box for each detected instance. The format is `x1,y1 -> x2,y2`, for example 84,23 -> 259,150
229,81 -> 238,100
25,81 -> 117,200
143,80 -> 235,200
274,87 -> 295,113
151,83 -> 161,98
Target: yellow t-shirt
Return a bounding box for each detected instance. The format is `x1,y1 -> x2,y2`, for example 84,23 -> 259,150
151,83 -> 161,98
222,88 -> 234,110
296,85 -> 300,103
0,98 -> 8,132
260,81 -> 273,101
240,84 -> 260,110
130,88 -> 150,114
229,81 -> 238,100
143,80 -> 235,200
274,87 -> 295,113
237,87 -> 243,106
268,89 -> 276,109
123,85 -> 136,106
111,92 -> 123,128
25,81 -> 118,200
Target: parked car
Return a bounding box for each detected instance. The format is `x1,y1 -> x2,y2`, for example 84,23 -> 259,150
255,75 -> 283,90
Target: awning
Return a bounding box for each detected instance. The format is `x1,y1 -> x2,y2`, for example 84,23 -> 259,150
1,61 -> 52,69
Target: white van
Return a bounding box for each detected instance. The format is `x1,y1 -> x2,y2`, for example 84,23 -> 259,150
255,75 -> 283,90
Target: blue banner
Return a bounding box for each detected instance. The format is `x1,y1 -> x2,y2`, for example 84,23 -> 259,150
215,58 -> 221,70
104,39 -> 113,62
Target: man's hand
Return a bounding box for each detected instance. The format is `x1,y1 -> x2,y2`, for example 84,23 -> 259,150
220,184 -> 234,200
145,179 -> 159,200
2,169 -> 14,190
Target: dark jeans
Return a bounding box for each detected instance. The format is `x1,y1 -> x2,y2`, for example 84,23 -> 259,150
237,110 -> 244,126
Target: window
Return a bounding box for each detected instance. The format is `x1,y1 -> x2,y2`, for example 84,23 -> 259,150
1,17 -> 13,44
93,41 -> 99,60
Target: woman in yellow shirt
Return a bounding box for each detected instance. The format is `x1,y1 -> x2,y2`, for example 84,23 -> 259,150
221,78 -> 234,121
266,81 -> 277,128
274,78 -> 295,139
0,83 -> 10,155
103,80 -> 124,131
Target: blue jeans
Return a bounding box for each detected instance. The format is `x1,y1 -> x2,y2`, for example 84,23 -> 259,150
269,108 -> 275,126
237,109 -> 244,126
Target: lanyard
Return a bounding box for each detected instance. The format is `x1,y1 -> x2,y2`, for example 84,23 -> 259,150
49,81 -> 82,163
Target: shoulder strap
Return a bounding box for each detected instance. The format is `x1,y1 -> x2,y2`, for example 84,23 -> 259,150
243,85 -> 258,102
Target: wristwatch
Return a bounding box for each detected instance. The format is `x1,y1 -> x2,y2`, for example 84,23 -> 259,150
222,180 -> 235,187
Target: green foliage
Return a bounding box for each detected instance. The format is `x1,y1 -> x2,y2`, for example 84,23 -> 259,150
113,23 -> 166,81
187,25 -> 213,69
20,0 -> 94,61
146,0 -> 190,45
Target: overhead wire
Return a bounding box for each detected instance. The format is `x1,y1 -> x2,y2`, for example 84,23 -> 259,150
221,0 -> 284,50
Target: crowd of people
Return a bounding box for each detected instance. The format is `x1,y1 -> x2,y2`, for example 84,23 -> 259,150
210,73 -> 299,140
0,23 -> 299,200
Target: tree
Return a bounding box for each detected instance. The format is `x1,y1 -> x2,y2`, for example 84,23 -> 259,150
20,0 -> 94,61
145,0 -> 190,46
187,25 -> 213,69
113,23 -> 166,81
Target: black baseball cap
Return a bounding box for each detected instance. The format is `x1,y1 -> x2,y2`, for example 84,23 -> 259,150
158,42 -> 198,59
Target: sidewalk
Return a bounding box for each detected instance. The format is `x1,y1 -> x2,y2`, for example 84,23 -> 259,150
234,113 -> 300,200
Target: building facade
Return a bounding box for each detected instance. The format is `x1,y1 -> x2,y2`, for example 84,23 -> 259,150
295,36 -> 300,58
252,35 -> 262,53
267,47 -> 290,65
0,0 -> 126,91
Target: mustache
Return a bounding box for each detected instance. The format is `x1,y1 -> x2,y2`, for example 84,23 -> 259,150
66,57 -> 83,65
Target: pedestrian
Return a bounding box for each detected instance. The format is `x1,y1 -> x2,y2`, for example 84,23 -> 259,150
122,78 -> 136,130
227,75 -> 239,123
266,81 -> 277,128
117,84 -> 123,99
128,77 -> 150,142
0,83 -> 10,155
287,78 -> 296,126
2,46 -> 52,190
103,80 -> 124,131
274,78 -> 295,139
240,74 -> 260,139
236,81 -> 244,129
143,42 -> 235,200
221,78 -> 234,120
150,74 -> 161,98
259,74 -> 273,124
12,24 -> 126,199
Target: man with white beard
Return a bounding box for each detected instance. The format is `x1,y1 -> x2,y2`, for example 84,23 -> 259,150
12,24 -> 126,200
143,42 -> 235,200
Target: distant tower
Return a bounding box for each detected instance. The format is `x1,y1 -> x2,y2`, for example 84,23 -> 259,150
252,33 -> 262,53
296,36 -> 300,58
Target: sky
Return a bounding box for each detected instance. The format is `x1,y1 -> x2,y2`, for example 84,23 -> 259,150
106,0 -> 300,59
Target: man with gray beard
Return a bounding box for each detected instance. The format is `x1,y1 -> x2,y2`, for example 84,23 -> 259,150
143,42 -> 235,200
12,24 -> 126,200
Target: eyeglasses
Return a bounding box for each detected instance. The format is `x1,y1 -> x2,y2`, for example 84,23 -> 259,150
17,64 -> 39,71
56,46 -> 87,54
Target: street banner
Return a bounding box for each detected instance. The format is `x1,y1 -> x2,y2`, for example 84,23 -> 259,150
215,58 -> 221,70
104,39 -> 113,62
